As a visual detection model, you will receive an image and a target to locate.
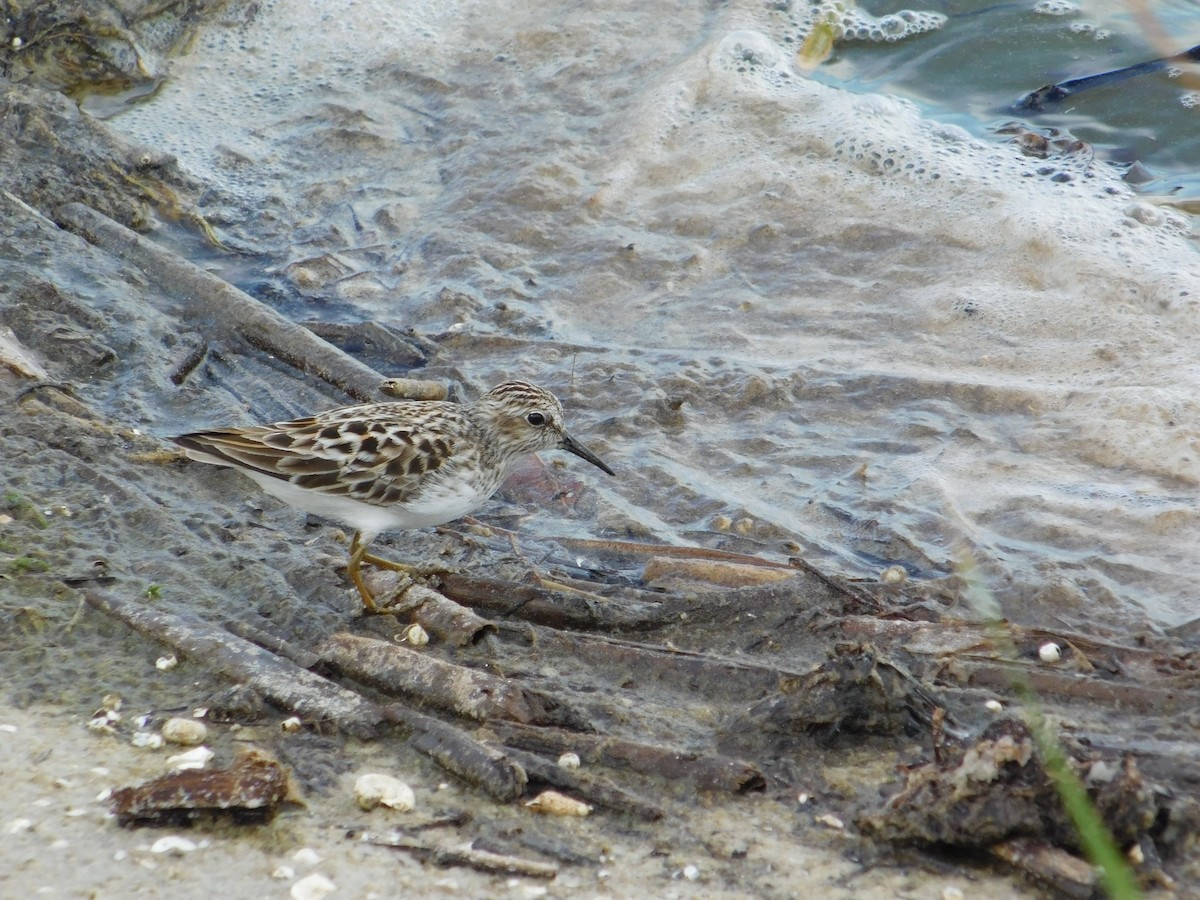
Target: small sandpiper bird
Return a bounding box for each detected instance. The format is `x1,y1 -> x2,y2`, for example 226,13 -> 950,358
174,380 -> 614,611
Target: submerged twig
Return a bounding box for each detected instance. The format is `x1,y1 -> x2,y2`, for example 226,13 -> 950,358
503,746 -> 665,821
1018,43 -> 1200,111
363,833 -> 559,879
493,722 -> 765,793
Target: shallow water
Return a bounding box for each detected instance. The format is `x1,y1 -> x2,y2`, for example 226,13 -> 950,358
106,0 -> 1200,626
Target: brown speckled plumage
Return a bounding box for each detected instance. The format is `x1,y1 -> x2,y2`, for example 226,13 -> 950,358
175,381 -> 613,611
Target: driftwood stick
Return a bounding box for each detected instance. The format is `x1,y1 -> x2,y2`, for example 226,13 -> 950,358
493,722 -> 765,793
502,746 -> 665,821
223,618 -> 324,670
368,579 -> 497,646
989,838 -> 1097,898
83,591 -> 382,737
964,661 -> 1189,714
380,703 -> 527,803
497,624 -> 796,702
319,632 -> 591,729
437,573 -> 669,631
56,202 -> 385,402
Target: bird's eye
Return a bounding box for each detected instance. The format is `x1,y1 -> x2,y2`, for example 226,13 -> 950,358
526,412 -> 547,426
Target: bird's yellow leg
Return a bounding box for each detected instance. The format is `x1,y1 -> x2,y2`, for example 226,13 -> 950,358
346,531 -> 379,613
358,550 -> 425,574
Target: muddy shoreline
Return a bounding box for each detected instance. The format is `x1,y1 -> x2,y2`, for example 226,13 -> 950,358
2,4 -> 1199,897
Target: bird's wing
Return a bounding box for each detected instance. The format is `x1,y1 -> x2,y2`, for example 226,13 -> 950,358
174,402 -> 471,508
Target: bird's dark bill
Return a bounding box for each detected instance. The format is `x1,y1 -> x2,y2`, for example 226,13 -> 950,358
560,433 -> 614,476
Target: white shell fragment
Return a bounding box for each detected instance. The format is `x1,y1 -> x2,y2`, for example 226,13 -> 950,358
87,710 -> 121,733
131,731 -> 165,750
290,873 -> 337,900
879,565 -> 907,585
150,835 -> 197,854
155,655 -> 178,671
8,818 -> 33,834
167,746 -> 214,770
292,848 -> 322,866
985,699 -> 1004,713
161,717 -> 208,746
1038,642 -> 1062,663
353,773 -> 416,812
281,717 -> 303,733
524,790 -> 591,817
557,752 -> 581,770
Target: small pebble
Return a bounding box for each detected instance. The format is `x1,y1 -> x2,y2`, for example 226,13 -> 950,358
272,866 -> 295,880
682,864 -> 700,881
984,699 -> 1004,713
155,655 -> 178,671
816,813 -> 845,830
1038,642 -> 1061,663
879,565 -> 907,585
942,888 -> 965,900
281,716 -> 303,733
161,717 -> 207,746
557,752 -> 581,770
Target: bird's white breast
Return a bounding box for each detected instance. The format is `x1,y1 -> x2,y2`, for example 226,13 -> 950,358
241,469 -> 490,533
